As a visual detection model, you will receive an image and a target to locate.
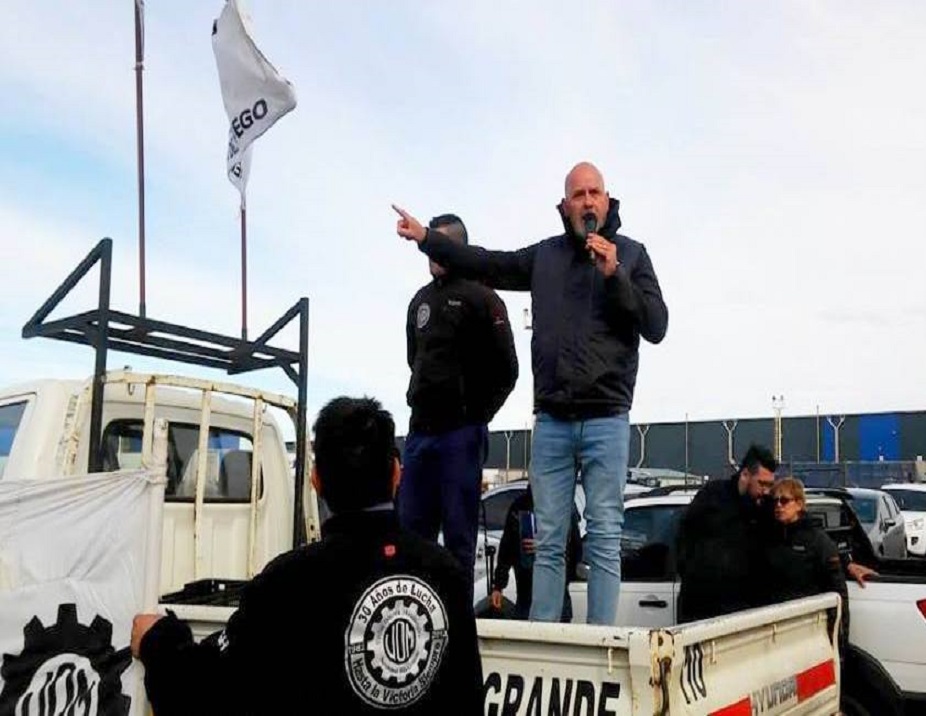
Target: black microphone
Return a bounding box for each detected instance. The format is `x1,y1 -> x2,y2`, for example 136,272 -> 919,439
583,213 -> 597,262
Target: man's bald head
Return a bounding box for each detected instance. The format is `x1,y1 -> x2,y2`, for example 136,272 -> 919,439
564,162 -> 605,197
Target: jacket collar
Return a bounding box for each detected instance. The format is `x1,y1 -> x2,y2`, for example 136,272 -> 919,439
321,505 -> 399,539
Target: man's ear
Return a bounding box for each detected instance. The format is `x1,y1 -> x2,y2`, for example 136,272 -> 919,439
311,466 -> 322,497
391,457 -> 401,498
556,200 -> 566,218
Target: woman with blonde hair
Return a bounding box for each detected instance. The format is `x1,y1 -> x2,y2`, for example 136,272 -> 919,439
765,477 -> 849,641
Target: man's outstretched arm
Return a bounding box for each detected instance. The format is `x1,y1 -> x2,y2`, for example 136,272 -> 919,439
393,204 -> 535,291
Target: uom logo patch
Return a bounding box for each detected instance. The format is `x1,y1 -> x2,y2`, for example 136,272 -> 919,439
344,575 -> 448,709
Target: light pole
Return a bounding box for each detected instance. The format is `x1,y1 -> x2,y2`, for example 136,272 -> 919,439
684,413 -> 690,484
635,424 -> 650,468
772,395 -> 785,462
504,430 -> 513,480
827,415 -> 846,463
722,419 -> 739,468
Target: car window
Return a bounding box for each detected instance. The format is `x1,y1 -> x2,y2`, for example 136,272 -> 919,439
621,504 -> 684,581
885,489 -> 926,512
881,495 -> 896,520
482,486 -> 525,532
0,401 -> 28,480
885,495 -> 901,519
102,419 -> 262,502
805,502 -> 845,530
851,496 -> 878,524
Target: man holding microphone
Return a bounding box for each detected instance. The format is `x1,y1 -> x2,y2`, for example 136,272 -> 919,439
393,161 -> 668,625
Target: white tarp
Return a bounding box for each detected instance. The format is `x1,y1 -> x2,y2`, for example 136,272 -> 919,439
0,470 -> 165,716
212,0 -> 297,204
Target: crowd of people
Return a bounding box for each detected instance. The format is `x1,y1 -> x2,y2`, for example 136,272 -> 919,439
126,161 -> 862,712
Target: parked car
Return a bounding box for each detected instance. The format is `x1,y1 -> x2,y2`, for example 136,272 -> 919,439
475,478 -> 653,595
845,487 -> 908,559
881,483 -> 926,557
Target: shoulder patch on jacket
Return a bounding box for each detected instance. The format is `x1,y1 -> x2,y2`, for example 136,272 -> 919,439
416,303 -> 431,329
344,575 -> 449,708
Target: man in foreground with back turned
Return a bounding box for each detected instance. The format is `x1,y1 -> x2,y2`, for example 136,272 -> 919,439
393,161 -> 668,624
132,396 -> 483,714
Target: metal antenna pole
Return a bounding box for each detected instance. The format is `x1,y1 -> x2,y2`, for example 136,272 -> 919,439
134,0 -> 147,318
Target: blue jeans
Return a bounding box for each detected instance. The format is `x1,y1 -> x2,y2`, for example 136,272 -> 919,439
528,412 -> 630,625
397,424 -> 488,602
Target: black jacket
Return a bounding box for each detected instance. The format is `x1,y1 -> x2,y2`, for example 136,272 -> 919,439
491,490 -> 581,616
139,510 -> 483,715
406,275 -> 518,434
420,199 -> 667,419
763,515 -> 850,639
676,476 -> 769,622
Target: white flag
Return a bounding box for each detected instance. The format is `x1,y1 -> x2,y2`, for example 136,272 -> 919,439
212,0 -> 297,204
0,471 -> 165,716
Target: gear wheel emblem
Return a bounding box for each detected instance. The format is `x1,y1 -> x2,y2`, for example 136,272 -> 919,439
0,603 -> 131,716
369,599 -> 431,683
345,576 -> 449,709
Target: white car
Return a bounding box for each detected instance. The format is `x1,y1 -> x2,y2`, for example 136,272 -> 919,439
881,483 -> 926,557
474,479 -> 653,604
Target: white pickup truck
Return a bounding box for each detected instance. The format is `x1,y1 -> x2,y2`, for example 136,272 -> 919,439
1,372 -> 846,714
532,488 -> 925,715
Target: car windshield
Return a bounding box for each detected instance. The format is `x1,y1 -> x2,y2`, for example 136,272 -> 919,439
886,489 -> 926,512
850,496 -> 878,525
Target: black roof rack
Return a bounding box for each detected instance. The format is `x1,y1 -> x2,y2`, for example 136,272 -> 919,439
22,238 -> 311,545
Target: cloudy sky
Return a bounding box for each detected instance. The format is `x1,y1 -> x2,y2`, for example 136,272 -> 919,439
1,1 -> 924,435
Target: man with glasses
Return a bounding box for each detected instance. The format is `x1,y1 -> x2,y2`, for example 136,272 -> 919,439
676,444 -> 779,623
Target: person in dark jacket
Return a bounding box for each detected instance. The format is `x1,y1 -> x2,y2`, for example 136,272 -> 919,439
131,396 -> 483,715
764,477 -> 849,643
489,483 -> 582,621
399,213 -> 518,602
393,162 -> 668,625
676,444 -> 779,622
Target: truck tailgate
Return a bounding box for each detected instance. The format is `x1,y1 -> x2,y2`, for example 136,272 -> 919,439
478,594 -> 841,715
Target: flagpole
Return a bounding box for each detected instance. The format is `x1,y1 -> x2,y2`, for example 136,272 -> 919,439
240,200 -> 248,340
134,0 -> 147,318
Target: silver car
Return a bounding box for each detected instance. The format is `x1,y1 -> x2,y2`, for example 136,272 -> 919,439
846,487 -> 908,559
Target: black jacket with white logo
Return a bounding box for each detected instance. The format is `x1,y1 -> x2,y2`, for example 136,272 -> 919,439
140,510 -> 483,715
406,276 -> 518,434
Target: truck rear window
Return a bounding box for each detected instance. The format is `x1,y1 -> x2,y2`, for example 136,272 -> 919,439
101,420 -> 263,502
0,401 -> 27,479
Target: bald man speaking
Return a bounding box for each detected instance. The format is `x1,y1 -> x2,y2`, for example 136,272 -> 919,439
393,162 -> 668,625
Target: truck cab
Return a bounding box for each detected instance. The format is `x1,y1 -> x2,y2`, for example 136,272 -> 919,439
0,372 -> 310,597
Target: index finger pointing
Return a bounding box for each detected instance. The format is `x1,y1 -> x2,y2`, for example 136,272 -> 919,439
391,204 -> 411,220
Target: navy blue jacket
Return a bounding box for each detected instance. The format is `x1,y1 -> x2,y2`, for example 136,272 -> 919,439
420,199 -> 667,418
